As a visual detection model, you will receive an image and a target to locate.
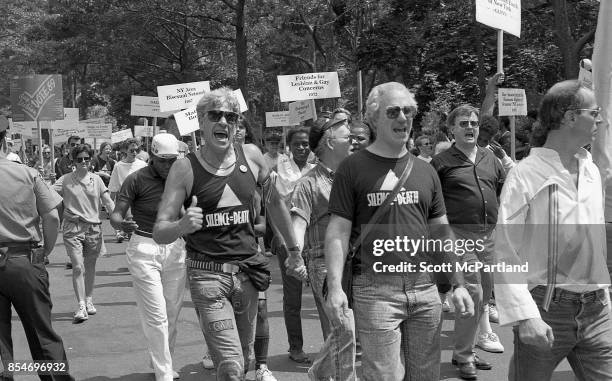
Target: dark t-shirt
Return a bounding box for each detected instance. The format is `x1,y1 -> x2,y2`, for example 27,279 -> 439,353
117,166 -> 165,234
328,150 -> 446,273
91,155 -> 116,186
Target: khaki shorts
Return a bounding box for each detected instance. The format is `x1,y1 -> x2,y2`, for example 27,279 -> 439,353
63,220 -> 103,261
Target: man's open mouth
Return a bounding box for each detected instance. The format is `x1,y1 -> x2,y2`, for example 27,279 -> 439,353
214,131 -> 228,140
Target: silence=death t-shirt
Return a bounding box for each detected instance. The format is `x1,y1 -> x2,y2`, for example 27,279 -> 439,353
328,149 -> 446,273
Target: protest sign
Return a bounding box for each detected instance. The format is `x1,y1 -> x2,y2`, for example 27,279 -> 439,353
174,107 -> 199,136
289,100 -> 317,124
475,0 -> 521,37
266,111 -> 294,127
134,125 -> 155,137
234,89 -> 248,113
130,96 -> 174,118
111,129 -> 134,144
277,72 -> 341,102
157,81 -> 210,112
52,123 -> 89,144
10,75 -> 64,121
8,118 -> 34,137
46,108 -> 79,130
498,88 -> 528,116
82,119 -> 113,139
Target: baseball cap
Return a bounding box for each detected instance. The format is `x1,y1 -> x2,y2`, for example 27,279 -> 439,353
308,117 -> 346,151
151,133 -> 179,157
0,116 -> 9,133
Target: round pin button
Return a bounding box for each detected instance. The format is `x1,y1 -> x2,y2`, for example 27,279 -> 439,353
239,165 -> 248,173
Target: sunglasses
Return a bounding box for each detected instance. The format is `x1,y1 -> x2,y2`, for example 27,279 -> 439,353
207,110 -> 239,124
43,151 -> 51,154
127,148 -> 140,154
458,120 -> 479,128
156,157 -> 177,165
75,157 -> 90,163
386,106 -> 417,120
571,106 -> 601,118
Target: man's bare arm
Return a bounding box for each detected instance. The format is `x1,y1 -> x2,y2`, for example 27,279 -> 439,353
41,208 -> 60,257
153,159 -> 200,244
324,214 -> 352,326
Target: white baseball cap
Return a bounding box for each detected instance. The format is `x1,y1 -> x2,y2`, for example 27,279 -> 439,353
151,133 -> 179,157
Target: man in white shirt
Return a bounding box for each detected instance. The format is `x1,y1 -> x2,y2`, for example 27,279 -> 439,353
108,138 -> 147,242
495,80 -> 612,381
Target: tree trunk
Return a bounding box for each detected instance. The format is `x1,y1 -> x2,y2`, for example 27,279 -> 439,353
551,0 -> 578,79
235,0 -> 248,92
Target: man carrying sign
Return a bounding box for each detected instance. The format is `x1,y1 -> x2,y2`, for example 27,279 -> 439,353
153,87 -> 305,380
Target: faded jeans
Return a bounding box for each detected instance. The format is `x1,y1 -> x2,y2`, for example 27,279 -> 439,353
352,272 -> 442,381
125,235 -> 186,381
307,256 -> 356,381
509,286 -> 612,381
188,267 -> 258,381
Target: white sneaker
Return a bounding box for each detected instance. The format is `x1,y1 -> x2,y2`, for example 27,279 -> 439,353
476,331 -> 504,353
488,303 -> 499,323
73,305 -> 88,324
85,300 -> 97,315
202,353 -> 214,370
255,365 -> 277,381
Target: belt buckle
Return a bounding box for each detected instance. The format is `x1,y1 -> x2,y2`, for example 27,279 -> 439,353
222,263 -> 239,274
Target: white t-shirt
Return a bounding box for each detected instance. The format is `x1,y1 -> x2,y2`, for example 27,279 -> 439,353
108,159 -> 147,192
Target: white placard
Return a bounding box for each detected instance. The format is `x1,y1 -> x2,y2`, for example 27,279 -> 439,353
277,72 -> 341,102
475,0 -> 521,38
134,125 -> 155,137
234,89 -> 248,113
8,118 -> 34,136
266,111 -> 294,127
498,88 -> 528,116
289,100 -> 317,124
174,107 -> 199,136
156,81 -> 211,112
82,119 -> 113,139
130,96 -> 174,117
47,108 -> 79,130
111,129 -> 134,144
52,121 -> 89,143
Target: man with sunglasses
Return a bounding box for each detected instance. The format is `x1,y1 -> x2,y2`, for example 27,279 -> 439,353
108,138 -> 147,243
110,133 -> 185,381
55,135 -> 81,177
415,135 -> 434,163
431,105 -> 506,379
325,82 -> 473,380
495,80 -> 612,381
154,87 -> 304,381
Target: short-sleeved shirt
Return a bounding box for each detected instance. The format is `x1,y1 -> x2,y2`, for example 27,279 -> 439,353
431,144 -> 505,234
91,154 -> 116,185
54,172 -> 108,224
117,166 -> 165,234
290,163 -> 334,259
328,150 -> 446,273
55,155 -> 74,177
0,158 -> 62,243
108,159 -> 147,193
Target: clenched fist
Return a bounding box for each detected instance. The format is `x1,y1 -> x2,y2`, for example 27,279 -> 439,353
179,196 -> 203,235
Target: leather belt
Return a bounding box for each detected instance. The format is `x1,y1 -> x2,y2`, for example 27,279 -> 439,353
0,242 -> 37,249
186,258 -> 241,274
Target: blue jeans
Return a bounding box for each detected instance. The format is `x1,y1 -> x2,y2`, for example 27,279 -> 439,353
307,256 -> 356,381
274,240 -> 304,350
509,286 -> 612,381
187,268 -> 258,381
352,272 -> 441,381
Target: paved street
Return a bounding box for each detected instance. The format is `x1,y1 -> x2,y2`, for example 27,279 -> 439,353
2,221 -> 575,380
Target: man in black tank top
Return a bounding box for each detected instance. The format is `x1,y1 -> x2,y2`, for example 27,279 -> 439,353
153,87 -> 305,381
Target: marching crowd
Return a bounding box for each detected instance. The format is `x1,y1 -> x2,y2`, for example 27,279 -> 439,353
1,74 -> 611,381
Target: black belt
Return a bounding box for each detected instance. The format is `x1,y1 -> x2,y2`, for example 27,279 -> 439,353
533,285 -> 607,303
134,230 -> 153,238
0,242 -> 37,249
186,258 -> 241,274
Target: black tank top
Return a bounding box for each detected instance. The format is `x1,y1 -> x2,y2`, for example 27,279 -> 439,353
183,145 -> 259,262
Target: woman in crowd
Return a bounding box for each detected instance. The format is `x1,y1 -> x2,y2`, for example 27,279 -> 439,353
54,144 -> 115,323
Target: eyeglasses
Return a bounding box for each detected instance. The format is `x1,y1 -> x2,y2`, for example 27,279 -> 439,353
156,157 -> 177,165
571,106 -> 601,118
458,120 -> 479,128
207,110 -> 239,124
419,143 -> 432,146
43,151 -> 51,154
128,148 -> 140,154
69,142 -> 78,147
386,106 -> 417,119
75,157 -> 90,163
